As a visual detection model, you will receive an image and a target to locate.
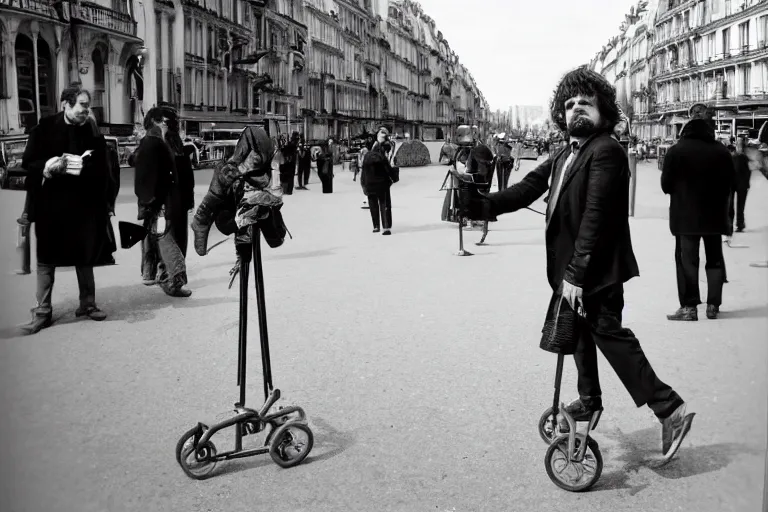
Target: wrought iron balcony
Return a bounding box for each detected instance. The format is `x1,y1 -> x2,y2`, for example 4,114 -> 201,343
0,0 -> 61,20
70,1 -> 137,38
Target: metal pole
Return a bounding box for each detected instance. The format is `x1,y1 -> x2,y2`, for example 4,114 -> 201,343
236,251 -> 250,407
628,149 -> 638,217
252,226 -> 273,401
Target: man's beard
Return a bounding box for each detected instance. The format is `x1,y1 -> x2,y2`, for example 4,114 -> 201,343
65,110 -> 87,126
567,115 -> 600,137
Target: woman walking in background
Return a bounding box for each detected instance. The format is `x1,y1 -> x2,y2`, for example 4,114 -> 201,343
134,107 -> 191,298
361,134 -> 395,235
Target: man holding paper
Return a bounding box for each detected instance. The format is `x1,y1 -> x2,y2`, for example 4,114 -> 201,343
20,82 -> 114,335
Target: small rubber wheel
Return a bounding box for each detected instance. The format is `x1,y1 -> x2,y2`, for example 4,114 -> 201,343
545,434 -> 603,492
176,424 -> 218,480
538,407 -> 557,444
269,421 -> 314,469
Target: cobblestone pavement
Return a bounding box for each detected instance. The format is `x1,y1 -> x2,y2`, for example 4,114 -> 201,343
0,158 -> 766,512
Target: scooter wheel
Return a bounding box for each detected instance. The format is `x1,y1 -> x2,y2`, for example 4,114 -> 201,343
544,434 -> 603,492
177,424 -> 218,480
269,421 -> 314,469
538,407 -> 557,444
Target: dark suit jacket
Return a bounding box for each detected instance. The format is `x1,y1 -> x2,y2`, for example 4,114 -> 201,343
485,132 -> 639,296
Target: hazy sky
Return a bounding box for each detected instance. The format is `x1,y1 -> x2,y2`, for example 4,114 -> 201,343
414,0 -> 641,111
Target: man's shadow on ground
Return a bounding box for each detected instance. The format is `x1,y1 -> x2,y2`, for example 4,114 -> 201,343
592,426 -> 761,494
717,304 -> 768,320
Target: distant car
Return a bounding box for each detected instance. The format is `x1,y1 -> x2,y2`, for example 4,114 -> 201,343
189,128 -> 245,168
0,134 -> 29,190
518,141 -> 540,160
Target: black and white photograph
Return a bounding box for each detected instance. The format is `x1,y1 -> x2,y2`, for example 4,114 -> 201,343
0,0 -> 767,510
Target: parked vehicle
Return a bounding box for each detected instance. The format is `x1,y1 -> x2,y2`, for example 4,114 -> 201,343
187,128 -> 245,168
518,141 -> 540,160
0,134 -> 29,190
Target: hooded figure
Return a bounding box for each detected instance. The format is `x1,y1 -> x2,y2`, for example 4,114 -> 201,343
661,107 -> 734,321
191,126 -> 287,256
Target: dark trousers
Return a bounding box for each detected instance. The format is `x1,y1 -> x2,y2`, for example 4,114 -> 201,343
495,159 -> 513,190
33,264 -> 96,316
726,189 -> 748,235
297,163 -> 311,187
368,189 -> 392,230
675,234 -> 726,307
280,161 -> 296,195
574,284 -> 683,419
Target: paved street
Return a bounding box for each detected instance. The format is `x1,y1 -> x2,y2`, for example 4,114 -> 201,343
0,157 -> 766,512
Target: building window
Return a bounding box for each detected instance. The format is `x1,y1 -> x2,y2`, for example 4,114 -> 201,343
739,21 -> 749,50
757,15 -> 768,46
722,27 -> 730,56
742,65 -> 751,96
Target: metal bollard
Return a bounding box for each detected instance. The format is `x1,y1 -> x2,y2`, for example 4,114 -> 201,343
628,150 -> 638,217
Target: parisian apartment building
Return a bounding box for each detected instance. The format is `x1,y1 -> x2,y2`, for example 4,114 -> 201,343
0,0 -> 489,142
590,0 -> 768,141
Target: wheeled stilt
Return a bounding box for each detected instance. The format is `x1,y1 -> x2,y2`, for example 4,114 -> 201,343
176,226 -> 313,480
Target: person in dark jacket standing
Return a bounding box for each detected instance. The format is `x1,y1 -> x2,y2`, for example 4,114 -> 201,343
315,137 -> 335,193
726,136 -> 751,239
20,82 -> 114,335
461,67 -> 693,464
361,127 -> 395,234
296,137 -> 312,190
661,103 -> 734,321
134,107 -> 191,297
279,131 -> 300,195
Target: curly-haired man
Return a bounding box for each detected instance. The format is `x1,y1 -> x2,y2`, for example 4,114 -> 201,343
462,66 -> 694,463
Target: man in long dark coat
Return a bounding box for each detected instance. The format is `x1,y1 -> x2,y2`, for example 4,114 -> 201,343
461,67 -> 693,464
493,134 -> 514,190
20,83 -> 114,335
279,131 -> 300,194
662,103 -> 734,321
296,137 -> 312,189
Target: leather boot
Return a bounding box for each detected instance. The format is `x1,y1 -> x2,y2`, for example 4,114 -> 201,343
20,312 -> 53,335
191,200 -> 216,256
191,167 -> 231,256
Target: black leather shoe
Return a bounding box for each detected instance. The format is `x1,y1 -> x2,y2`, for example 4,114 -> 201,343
706,304 -> 719,319
76,306 -> 107,321
667,306 -> 698,321
557,398 -> 603,433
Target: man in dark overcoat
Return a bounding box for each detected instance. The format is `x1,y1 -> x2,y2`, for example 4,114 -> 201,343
661,103 -> 734,321
279,131 -> 300,194
461,67 -> 693,464
361,128 -> 395,234
20,83 -> 114,335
